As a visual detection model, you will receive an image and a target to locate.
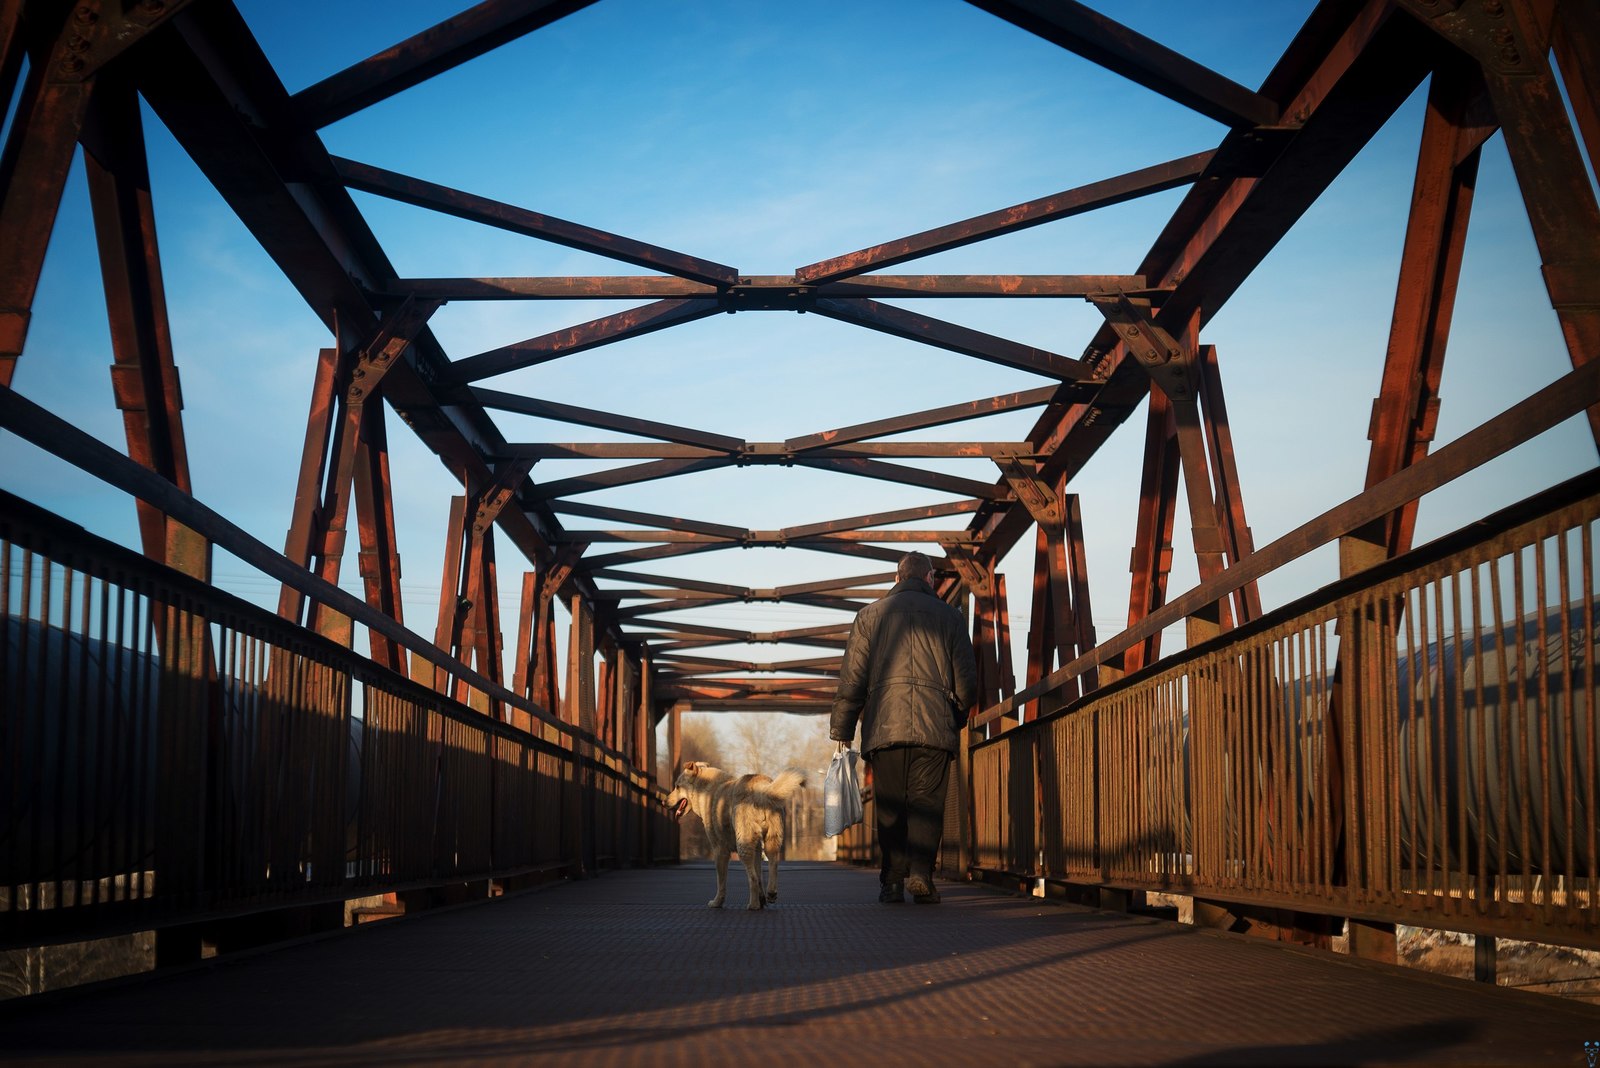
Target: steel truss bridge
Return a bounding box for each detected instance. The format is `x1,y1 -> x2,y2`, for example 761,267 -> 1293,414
1,0 -> 1598,1047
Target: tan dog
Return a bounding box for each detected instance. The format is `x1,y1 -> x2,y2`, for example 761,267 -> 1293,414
666,762 -> 806,910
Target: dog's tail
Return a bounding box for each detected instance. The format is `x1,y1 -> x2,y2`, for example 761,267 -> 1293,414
758,767 -> 807,802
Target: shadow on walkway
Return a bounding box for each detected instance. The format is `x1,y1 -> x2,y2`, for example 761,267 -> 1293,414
2,863 -> 1595,1066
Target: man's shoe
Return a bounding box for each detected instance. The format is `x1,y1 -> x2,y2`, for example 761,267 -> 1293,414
878,881 -> 905,904
906,875 -> 940,904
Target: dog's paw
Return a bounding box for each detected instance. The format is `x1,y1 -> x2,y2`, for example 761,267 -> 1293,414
745,898 -> 765,911
765,891 -> 778,903
708,897 -> 724,908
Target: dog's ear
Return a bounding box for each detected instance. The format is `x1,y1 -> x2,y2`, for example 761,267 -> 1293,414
682,761 -> 699,775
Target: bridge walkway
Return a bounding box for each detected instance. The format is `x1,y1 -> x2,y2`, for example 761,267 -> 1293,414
2,863 -> 1597,1066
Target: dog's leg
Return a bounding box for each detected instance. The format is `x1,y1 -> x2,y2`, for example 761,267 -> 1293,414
764,820 -> 782,903
709,848 -> 728,908
738,841 -> 764,910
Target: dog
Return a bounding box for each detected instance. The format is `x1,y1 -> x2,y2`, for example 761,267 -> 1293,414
666,761 -> 807,910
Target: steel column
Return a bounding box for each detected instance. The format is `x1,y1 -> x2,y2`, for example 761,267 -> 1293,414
81,73 -> 195,567
1360,63 -> 1489,559
0,2 -> 97,386
1402,0 -> 1600,448
352,400 -> 408,673
1123,385 -> 1180,673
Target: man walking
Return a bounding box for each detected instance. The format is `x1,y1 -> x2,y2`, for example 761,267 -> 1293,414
830,551 -> 978,903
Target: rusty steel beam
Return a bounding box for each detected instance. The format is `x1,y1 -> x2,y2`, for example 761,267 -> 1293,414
593,567 -> 890,601
550,500 -> 747,540
621,619 -> 753,640
81,74 -> 192,565
1400,0 -> 1600,449
508,441 -> 1038,459
352,399 -> 408,673
616,596 -> 739,620
995,574 -> 1015,702
1552,4 -> 1600,185
0,3 -> 97,387
665,700 -> 833,713
645,638 -> 743,653
529,456 -> 733,500
965,0 -> 1280,128
279,300 -> 442,637
431,496 -> 472,695
590,568 -> 750,597
512,569 -> 539,699
785,593 -> 878,613
0,1 -> 23,113
776,572 -> 896,597
1123,385 -> 1180,674
293,0 -> 599,128
810,297 -> 1093,381
795,151 -> 1215,284
811,530 -> 975,544
1196,345 -> 1261,624
539,449 -> 1006,500
764,624 -> 853,642
593,586 -> 741,601
576,540 -> 732,571
817,274 -> 1159,298
613,586 -> 877,616
785,386 -> 1058,452
795,455 -> 1012,500
554,529 -> 727,544
278,346 -> 343,626
622,621 -> 851,651
653,652 -> 842,671
1360,61 -> 1488,559
334,156 -> 737,287
1023,491 -> 1096,710
446,298 -> 721,383
656,678 -> 839,696
787,539 -> 934,565
383,273 -> 1157,300
779,500 -> 985,540
473,387 -> 743,451
506,442 -> 718,459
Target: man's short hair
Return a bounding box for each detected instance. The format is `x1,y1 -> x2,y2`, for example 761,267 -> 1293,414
897,551 -> 934,582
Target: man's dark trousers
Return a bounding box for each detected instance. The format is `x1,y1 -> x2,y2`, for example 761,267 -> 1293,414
870,744 -> 951,885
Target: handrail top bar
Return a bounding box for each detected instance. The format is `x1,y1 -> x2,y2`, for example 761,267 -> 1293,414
973,465 -> 1600,741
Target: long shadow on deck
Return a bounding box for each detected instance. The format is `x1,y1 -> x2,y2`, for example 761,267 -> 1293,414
1,863 -> 1594,1066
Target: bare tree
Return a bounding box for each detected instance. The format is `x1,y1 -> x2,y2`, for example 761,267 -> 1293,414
724,712 -> 833,776
719,713 -> 839,861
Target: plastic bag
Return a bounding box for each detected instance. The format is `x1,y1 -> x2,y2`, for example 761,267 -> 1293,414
823,746 -> 863,838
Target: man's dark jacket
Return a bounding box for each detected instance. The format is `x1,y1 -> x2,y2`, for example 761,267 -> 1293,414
830,577 -> 979,754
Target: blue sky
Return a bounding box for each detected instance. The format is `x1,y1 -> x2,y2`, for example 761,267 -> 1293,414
3,0 -> 1593,702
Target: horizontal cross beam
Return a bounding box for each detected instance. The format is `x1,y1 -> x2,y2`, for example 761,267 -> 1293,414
504,441 -> 1041,460
379,273 -> 1157,300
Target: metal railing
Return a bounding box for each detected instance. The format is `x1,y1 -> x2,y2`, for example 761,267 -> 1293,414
1,492 -> 675,949
969,472 -> 1599,949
